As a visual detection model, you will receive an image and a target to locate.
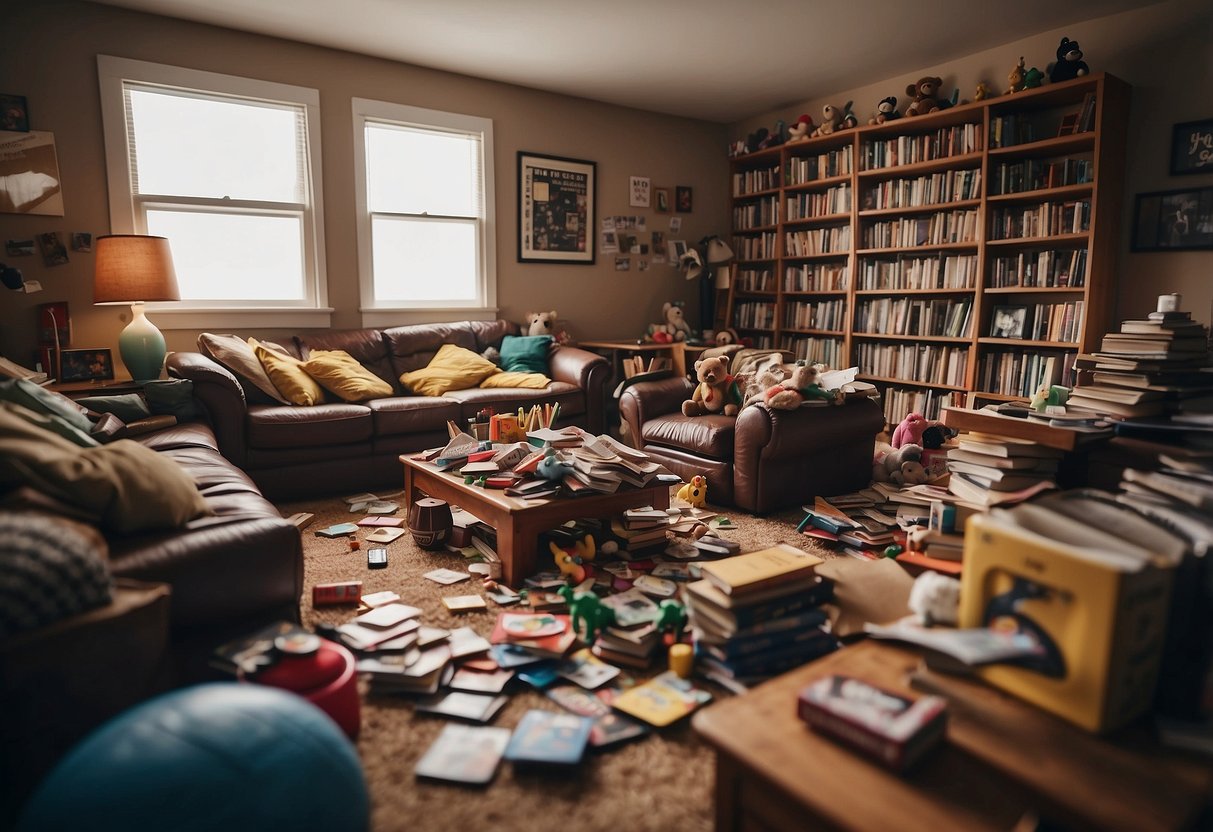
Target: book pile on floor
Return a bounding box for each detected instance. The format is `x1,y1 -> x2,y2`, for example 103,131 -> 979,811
686,544 -> 838,692
944,431 -> 1062,508
1069,305 -> 1212,421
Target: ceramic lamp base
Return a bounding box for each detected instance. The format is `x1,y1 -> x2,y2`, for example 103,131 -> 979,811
119,302 -> 167,382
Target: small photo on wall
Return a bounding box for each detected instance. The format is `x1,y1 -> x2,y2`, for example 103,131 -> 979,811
614,256 -> 631,271
37,231 -> 68,266
5,238 -> 35,256
675,186 -> 693,213
653,188 -> 670,213
0,94 -> 29,132
70,232 -> 92,252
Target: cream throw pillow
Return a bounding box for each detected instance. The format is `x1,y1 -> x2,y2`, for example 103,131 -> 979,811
254,341 -> 326,406
197,333 -> 290,404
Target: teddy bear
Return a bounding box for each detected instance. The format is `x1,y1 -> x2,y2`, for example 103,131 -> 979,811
872,443 -> 928,486
762,361 -> 843,410
526,310 -> 557,337
662,301 -> 691,341
1050,37 -> 1089,83
714,327 -> 740,347
868,96 -> 901,125
786,114 -> 814,143
683,355 -> 743,417
812,104 -> 844,137
904,77 -> 946,117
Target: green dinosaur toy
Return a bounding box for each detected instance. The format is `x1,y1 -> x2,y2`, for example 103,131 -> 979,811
655,599 -> 687,644
557,585 -> 616,644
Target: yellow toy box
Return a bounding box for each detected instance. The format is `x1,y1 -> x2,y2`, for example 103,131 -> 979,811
959,492 -> 1184,733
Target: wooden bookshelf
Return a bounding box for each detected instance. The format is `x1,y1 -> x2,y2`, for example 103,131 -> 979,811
724,73 -> 1129,423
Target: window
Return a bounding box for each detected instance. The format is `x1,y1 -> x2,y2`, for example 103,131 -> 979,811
97,56 -> 329,327
352,99 -> 496,324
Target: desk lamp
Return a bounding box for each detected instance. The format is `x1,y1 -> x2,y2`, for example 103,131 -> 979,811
93,234 -> 180,382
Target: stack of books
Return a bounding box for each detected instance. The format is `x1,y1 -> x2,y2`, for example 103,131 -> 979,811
945,432 -> 1062,508
685,544 -> 837,690
1069,309 -> 1212,420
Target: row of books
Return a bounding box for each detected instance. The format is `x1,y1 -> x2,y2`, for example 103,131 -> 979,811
976,350 -> 1076,398
781,334 -> 843,369
880,386 -> 966,423
987,247 -> 1087,289
860,167 -> 981,210
861,123 -> 983,170
784,262 -> 849,292
989,157 -> 1093,195
732,164 -> 780,196
785,225 -> 852,256
989,100 -> 1094,150
786,184 -> 851,220
854,297 -> 973,339
988,199 -> 1091,240
1017,300 -> 1085,344
786,147 -> 853,184
735,267 -> 776,293
857,253 -> 978,291
862,209 -> 979,248
855,342 -> 969,386
784,299 -> 846,332
733,301 -> 777,329
732,196 -> 779,229
734,232 -> 778,260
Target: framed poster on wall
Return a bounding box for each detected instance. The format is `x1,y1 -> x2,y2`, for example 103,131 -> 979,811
518,151 -> 596,264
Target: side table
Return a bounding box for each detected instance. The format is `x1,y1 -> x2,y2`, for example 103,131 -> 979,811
47,378 -> 143,400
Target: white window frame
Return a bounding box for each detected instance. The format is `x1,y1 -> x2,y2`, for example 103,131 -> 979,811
97,55 -> 331,329
351,98 -> 497,328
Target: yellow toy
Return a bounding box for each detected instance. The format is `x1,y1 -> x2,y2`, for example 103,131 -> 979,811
974,81 -> 993,101
550,534 -> 596,584
676,475 -> 708,508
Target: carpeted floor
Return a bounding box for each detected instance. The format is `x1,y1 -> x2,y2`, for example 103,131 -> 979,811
277,490 -> 825,832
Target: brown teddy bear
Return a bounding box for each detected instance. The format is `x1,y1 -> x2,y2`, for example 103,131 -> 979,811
904,77 -> 945,117
811,103 -> 844,137
683,355 -> 743,417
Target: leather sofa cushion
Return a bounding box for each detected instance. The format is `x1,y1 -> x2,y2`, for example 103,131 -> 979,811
385,320 -> 519,376
440,383 -> 584,422
368,396 -> 461,437
295,329 -> 400,393
197,333 -> 291,405
247,403 -> 373,448
641,413 -> 735,460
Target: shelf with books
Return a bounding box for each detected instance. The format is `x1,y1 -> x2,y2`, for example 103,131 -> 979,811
722,73 -> 1126,411
731,186 -> 780,201
854,341 -> 970,389
878,386 -> 967,423
858,374 -> 970,392
783,296 -> 847,332
732,195 -> 779,230
976,349 -> 1077,398
781,335 -> 843,368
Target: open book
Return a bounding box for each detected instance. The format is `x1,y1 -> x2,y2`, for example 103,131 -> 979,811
0,355 -> 50,385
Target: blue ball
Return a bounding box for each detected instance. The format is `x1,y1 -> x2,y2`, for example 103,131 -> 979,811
19,683 -> 368,832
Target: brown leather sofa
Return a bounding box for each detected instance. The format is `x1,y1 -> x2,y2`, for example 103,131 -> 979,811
620,376 -> 884,514
167,320 -> 610,500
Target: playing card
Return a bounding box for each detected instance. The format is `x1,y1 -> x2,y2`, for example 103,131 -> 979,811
424,568 -> 471,585
354,603 -> 421,628
415,691 -> 508,723
414,724 -> 511,785
449,668 -> 515,694
360,590 -> 401,608
558,648 -> 620,689
442,594 -> 488,612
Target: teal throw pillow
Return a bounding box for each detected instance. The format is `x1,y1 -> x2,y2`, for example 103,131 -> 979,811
0,378 -> 94,435
143,379 -> 199,420
499,335 -> 553,375
77,394 -> 151,423
3,401 -> 99,447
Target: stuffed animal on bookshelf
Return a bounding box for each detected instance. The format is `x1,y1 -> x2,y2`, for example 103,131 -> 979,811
812,103 -> 845,137
655,599 -> 687,645
1050,37 -> 1090,83
763,361 -> 843,410
891,412 -> 930,448
786,114 -> 815,143
551,534 -> 596,585
662,301 -> 692,342
557,584 -> 614,642
683,355 -> 744,417
974,81 -> 994,101
744,127 -> 769,154
536,447 -> 573,482
904,77 -> 947,116
1006,57 -> 1028,94
676,475 -> 708,507
838,102 -> 859,131
758,120 -> 787,150
868,96 -> 902,125
873,443 -> 928,486
1023,66 -> 1045,89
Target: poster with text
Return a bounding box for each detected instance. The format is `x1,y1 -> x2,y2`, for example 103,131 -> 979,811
518,152 -> 596,264
0,131 -> 65,216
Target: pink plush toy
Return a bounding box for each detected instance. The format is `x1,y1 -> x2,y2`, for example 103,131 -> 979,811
892,412 -> 928,449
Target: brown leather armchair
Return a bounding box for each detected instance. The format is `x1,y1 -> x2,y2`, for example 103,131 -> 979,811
620,376 -> 883,514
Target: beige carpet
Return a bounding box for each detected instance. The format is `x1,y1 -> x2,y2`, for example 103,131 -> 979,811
278,490 -> 825,832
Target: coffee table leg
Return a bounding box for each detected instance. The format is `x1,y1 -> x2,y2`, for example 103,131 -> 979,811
403,465 -> 416,524
499,514 -> 535,588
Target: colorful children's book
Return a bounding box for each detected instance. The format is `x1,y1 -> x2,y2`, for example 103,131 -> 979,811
489,614 -> 576,659
557,648 -> 621,689
504,709 -> 593,767
414,724 -> 512,785
610,670 -> 712,727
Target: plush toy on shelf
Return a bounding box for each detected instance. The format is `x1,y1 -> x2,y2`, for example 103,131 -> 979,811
1049,37 -> 1090,83
786,114 -> 815,143
1023,66 -> 1045,89
758,120 -> 787,150
676,475 -> 708,507
838,101 -> 859,131
974,81 -> 994,101
868,96 -> 902,125
682,355 -> 743,417
714,327 -> 741,347
812,103 -> 845,137
904,77 -> 950,117
1006,57 -> 1028,94
744,127 -> 769,154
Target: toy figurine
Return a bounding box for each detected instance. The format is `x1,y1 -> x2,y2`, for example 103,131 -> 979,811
1050,37 -> 1089,83
1022,66 -> 1045,89
1030,384 -> 1070,412
655,599 -> 687,646
974,81 -> 993,101
535,447 -> 572,482
550,534 -> 596,584
676,475 -> 708,508
557,585 -> 615,643
891,412 -> 929,448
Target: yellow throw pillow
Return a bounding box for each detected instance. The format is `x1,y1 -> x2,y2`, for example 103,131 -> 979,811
253,340 -> 325,406
480,371 -> 551,389
303,350 -> 393,402
401,344 -> 501,397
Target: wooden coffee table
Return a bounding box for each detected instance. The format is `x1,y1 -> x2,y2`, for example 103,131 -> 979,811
400,455 -> 670,586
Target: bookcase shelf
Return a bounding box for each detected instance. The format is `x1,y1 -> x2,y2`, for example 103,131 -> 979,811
724,73 -> 1129,423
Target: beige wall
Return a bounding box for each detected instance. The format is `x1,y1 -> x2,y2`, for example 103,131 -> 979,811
733,0 -> 1213,329
0,0 -> 729,370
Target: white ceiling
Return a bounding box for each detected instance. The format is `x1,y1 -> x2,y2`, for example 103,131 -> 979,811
93,0 -> 1155,123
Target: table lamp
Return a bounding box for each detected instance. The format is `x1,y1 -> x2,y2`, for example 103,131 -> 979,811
93,234 -> 180,382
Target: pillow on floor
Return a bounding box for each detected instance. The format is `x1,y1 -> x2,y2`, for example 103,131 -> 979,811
499,335 -> 553,374
303,350 -> 393,402
401,344 -> 500,397
0,403 -> 211,533
480,371 -> 551,389
254,341 -> 326,406
197,333 -> 290,405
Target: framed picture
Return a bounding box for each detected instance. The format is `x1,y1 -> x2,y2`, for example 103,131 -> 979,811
1131,187 -> 1213,252
1170,118 -> 1213,176
675,186 -> 693,213
989,305 -> 1027,339
0,131 -> 65,215
0,94 -> 29,132
653,188 -> 670,213
517,151 -> 596,264
629,176 -> 650,208
59,349 -> 114,382
668,240 -> 688,261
